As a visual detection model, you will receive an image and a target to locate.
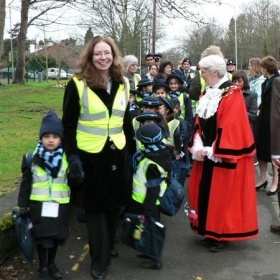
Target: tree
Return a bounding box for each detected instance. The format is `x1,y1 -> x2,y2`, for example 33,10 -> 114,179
84,27 -> 94,45
0,0 -> 6,61
14,0 -> 74,84
183,19 -> 225,65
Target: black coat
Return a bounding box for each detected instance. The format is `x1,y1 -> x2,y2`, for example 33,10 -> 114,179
256,73 -> 280,162
62,79 -> 136,213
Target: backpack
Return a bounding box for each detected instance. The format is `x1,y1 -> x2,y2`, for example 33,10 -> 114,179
25,151 -> 33,169
146,177 -> 185,216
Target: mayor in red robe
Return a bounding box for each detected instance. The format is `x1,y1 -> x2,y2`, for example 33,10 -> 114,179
188,55 -> 258,252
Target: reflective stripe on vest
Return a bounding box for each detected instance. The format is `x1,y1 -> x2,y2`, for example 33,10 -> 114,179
74,77 -> 130,153
132,118 -> 144,150
132,158 -> 168,205
163,118 -> 180,147
30,154 -> 70,204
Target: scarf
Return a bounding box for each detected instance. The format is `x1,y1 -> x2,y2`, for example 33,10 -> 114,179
170,91 -> 181,99
35,141 -> 63,178
132,143 -> 166,173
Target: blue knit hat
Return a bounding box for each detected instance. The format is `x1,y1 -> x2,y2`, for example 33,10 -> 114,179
136,123 -> 166,144
166,68 -> 184,85
39,110 -> 63,139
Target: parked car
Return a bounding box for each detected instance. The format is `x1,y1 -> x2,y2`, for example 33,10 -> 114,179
0,67 -> 15,79
43,68 -> 71,80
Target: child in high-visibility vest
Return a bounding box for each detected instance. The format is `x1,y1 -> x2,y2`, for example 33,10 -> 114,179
17,110 -> 72,280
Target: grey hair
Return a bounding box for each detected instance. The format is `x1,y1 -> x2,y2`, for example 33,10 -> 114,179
123,55 -> 138,73
201,45 -> 224,59
199,55 -> 227,78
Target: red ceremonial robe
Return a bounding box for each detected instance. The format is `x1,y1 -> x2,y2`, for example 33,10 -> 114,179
188,86 -> 258,241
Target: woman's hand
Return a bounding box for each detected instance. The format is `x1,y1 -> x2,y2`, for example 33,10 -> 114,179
193,149 -> 207,161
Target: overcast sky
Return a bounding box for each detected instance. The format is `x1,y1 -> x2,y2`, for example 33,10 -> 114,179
4,0 -> 246,51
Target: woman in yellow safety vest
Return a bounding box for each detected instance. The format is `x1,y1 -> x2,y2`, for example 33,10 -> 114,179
18,110 -> 70,280
62,35 -> 135,280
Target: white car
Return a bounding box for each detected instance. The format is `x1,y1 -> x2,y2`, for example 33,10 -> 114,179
44,68 -> 71,80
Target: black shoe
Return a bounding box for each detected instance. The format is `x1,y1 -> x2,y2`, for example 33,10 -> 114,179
139,260 -> 162,270
39,268 -> 51,280
270,224 -> 280,235
209,241 -> 226,252
256,181 -> 268,191
91,270 -> 106,279
199,238 -> 214,246
267,190 -> 277,196
110,248 -> 118,258
137,253 -> 151,259
48,264 -> 62,279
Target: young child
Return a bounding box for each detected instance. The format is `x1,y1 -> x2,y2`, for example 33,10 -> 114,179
153,80 -> 169,98
17,110 -> 70,280
166,69 -> 193,126
136,77 -> 154,104
127,123 -> 172,270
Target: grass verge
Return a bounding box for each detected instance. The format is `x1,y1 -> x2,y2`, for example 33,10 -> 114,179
0,81 -> 66,197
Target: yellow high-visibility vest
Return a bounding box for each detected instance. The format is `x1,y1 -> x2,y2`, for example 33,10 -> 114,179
74,77 -> 130,153
30,154 -> 70,204
132,158 -> 168,205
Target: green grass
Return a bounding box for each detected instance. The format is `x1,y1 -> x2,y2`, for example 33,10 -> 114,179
0,81 -> 66,197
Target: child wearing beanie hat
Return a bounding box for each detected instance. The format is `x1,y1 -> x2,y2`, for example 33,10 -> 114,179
17,110 -> 72,280
126,123 -> 172,270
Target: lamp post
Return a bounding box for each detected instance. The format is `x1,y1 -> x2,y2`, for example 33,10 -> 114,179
9,5 -> 15,80
233,6 -> 238,68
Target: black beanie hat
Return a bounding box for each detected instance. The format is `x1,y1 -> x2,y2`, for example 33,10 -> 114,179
39,110 -> 63,139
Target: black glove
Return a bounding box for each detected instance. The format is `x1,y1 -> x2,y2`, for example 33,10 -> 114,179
67,154 -> 85,185
19,207 -> 30,219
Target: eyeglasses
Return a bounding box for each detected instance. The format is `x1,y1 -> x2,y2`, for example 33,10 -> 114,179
93,51 -> 112,58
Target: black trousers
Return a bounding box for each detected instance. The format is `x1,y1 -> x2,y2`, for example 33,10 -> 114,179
85,210 -> 119,272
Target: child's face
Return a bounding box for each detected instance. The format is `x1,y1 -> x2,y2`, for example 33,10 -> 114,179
173,104 -> 180,115
155,87 -> 168,97
169,78 -> 180,92
41,134 -> 61,152
143,85 -> 153,92
158,105 -> 169,117
143,106 -> 158,113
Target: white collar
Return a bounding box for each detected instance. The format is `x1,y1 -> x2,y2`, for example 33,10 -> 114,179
197,87 -> 224,119
211,75 -> 229,89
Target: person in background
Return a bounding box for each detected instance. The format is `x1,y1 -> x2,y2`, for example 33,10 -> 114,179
136,77 -> 154,104
255,55 -> 280,195
127,123 -> 172,270
248,58 -> 265,107
153,60 -> 173,83
123,55 -> 141,90
62,35 -> 135,280
153,54 -> 162,68
269,76 -> 280,235
18,110 -> 70,280
226,59 -> 236,74
145,64 -> 158,81
181,58 -> 196,88
232,70 -> 258,164
188,55 -> 258,253
141,53 -> 155,78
